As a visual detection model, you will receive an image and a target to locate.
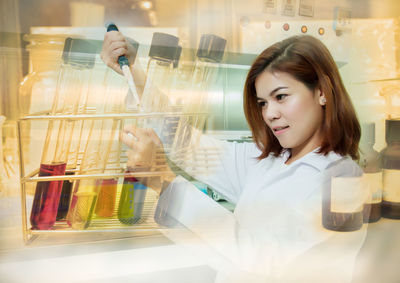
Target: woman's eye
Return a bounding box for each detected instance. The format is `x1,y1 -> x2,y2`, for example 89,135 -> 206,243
276,94 -> 287,101
257,101 -> 267,107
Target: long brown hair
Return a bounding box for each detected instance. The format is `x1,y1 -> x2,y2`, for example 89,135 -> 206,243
243,35 -> 360,160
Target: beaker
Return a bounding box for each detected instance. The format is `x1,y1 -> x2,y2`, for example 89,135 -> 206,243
30,38 -> 97,230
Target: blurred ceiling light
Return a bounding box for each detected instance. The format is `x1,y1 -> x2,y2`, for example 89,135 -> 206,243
139,0 -> 153,10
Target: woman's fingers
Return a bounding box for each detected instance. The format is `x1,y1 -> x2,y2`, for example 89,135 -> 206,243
120,131 -> 139,151
147,128 -> 163,147
101,31 -> 131,75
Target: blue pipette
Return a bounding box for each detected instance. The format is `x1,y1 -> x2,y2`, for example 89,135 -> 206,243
105,22 -> 140,108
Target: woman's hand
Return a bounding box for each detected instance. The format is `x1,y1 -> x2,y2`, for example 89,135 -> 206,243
120,125 -> 177,192
100,31 -> 137,75
120,125 -> 160,169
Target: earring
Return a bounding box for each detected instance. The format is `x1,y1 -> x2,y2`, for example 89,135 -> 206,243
320,97 -> 327,105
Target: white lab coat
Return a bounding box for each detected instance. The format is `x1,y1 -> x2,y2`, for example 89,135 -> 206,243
159,133 -> 367,282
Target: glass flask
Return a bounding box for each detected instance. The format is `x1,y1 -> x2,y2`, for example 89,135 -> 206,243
381,119 -> 400,219
359,123 -> 382,223
30,38 -> 97,230
322,160 -> 365,232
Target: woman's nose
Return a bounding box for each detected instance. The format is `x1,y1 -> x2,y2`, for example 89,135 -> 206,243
263,102 -> 281,121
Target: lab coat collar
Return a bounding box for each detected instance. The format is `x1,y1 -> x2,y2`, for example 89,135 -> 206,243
281,148 -> 343,172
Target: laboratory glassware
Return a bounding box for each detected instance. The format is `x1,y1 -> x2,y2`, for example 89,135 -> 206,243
381,119 -> 400,219
56,40 -> 104,221
30,38 -> 97,230
94,126 -> 121,218
141,32 -> 180,116
66,66 -> 126,229
116,33 -> 180,225
359,123 -> 382,223
173,34 -> 226,152
322,162 -> 365,231
19,34 -> 67,115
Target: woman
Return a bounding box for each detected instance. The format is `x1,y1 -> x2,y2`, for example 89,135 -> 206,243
102,33 -> 366,282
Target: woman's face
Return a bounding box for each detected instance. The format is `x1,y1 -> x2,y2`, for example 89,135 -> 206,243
255,70 -> 325,156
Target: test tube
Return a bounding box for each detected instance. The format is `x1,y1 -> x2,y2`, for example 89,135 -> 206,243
29,38 -> 97,230
94,127 -> 121,218
66,68 -> 126,229
55,39 -> 102,221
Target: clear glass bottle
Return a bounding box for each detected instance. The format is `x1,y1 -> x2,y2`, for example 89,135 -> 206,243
30,38 -> 97,230
19,34 -> 67,116
381,119 -> 400,219
360,122 -> 382,223
19,34 -> 67,168
173,34 -> 226,152
116,33 -> 180,225
155,34 -> 226,227
322,160 -> 365,232
140,32 -> 180,136
141,32 -> 179,111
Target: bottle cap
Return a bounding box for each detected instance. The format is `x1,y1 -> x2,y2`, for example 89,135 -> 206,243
62,38 -> 98,69
385,119 -> 400,143
361,122 -> 375,145
196,34 -> 227,62
173,46 -> 182,69
149,32 -> 179,62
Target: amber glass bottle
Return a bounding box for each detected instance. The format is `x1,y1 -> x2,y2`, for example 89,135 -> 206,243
322,160 -> 364,232
359,123 -> 382,223
381,119 -> 400,219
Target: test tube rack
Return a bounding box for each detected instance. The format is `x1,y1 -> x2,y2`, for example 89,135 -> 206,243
17,111 -> 210,244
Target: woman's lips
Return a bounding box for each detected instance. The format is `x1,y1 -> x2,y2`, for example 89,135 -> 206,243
273,126 -> 289,136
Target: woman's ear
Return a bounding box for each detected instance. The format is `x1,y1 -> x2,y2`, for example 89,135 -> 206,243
316,88 -> 326,106
319,95 -> 327,106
